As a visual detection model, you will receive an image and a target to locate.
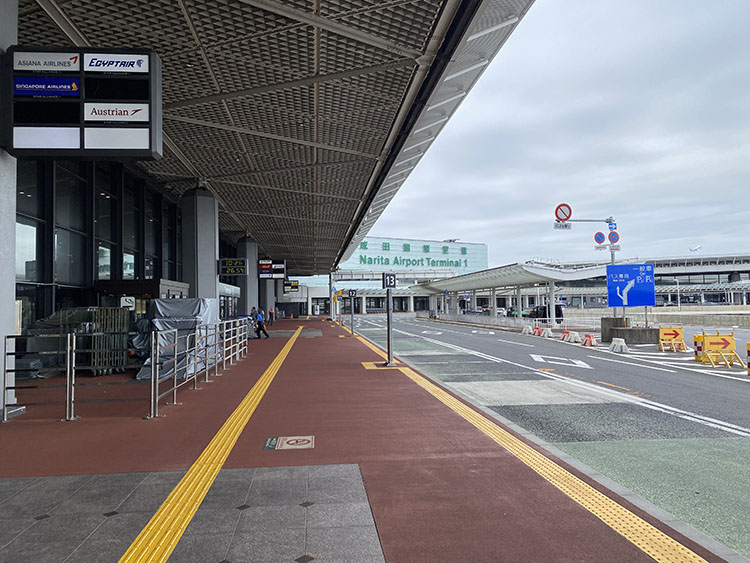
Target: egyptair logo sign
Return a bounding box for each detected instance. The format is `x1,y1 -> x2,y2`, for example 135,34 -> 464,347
83,53 -> 149,73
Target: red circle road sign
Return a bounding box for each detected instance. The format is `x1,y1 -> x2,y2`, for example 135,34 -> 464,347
594,232 -> 606,244
554,203 -> 572,222
608,231 -> 620,244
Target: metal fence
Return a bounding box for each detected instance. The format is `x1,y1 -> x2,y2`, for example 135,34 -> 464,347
418,311 -> 602,333
2,318 -> 251,423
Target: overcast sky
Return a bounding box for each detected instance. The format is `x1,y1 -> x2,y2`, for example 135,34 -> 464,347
369,0 -> 750,268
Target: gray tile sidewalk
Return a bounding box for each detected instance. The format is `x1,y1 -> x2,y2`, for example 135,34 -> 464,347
0,464 -> 384,563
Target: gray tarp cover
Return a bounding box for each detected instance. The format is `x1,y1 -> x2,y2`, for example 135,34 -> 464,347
136,298 -> 222,380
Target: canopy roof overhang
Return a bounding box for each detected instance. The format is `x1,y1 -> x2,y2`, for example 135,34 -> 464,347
414,262 -> 609,294
17,0 -> 535,275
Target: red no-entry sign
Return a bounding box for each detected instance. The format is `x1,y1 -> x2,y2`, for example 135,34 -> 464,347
555,203 -> 572,222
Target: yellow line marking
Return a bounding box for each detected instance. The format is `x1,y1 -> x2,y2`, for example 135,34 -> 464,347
119,326 -> 304,563
598,380 -> 631,391
361,361 -> 401,370
355,335 -> 708,563
538,368 -> 555,372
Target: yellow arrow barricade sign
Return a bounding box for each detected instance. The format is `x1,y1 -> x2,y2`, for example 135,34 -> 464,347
700,331 -> 746,369
658,326 -> 687,352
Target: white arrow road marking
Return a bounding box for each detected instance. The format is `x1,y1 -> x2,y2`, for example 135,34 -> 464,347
529,354 -> 592,369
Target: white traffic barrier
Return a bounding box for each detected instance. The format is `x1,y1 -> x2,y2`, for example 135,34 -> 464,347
609,337 -> 629,353
540,328 -> 554,338
522,325 -> 533,335
567,331 -> 582,343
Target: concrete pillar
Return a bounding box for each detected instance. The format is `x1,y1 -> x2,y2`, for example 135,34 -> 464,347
408,295 -> 415,312
360,295 -> 367,314
515,286 -> 522,316
490,288 -> 497,317
306,290 -> 312,316
260,279 -> 275,312
237,238 -> 258,314
454,292 -> 460,315
548,282 -> 555,321
1,0 -> 18,409
523,295 -> 530,309
441,293 -> 446,313
470,292 -> 477,311
182,188 -> 219,299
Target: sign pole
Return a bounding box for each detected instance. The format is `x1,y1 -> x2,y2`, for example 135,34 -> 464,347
350,296 -> 355,337
386,288 -> 394,366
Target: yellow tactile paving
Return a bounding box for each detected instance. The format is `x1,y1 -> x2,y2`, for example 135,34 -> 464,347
119,326 -> 304,563
356,336 -> 709,563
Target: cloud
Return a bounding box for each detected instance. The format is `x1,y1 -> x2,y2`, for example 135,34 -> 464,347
370,0 -> 750,265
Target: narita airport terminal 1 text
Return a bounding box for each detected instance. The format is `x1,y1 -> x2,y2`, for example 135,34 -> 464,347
360,255 -> 467,268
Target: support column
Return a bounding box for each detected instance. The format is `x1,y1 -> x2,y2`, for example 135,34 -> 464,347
408,295 -> 415,312
260,279 -> 275,313
306,290 -> 312,316
548,282 -> 556,322
490,288 -> 497,317
441,293 -> 446,314
360,295 -> 367,314
1,1 -> 19,409
237,237 -> 258,314
515,286 -> 522,317
454,292 -> 460,315
182,188 -> 219,299
470,292 -> 477,312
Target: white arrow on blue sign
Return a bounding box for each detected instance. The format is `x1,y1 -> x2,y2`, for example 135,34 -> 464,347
608,222 -> 617,231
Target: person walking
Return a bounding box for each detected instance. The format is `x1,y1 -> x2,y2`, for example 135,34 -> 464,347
255,308 -> 269,339
268,307 -> 275,326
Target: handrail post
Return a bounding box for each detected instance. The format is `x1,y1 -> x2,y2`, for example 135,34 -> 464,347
222,321 -> 227,372
193,329 -> 199,390
2,336 -> 9,423
69,334 -> 78,421
63,333 -> 72,421
147,331 -> 157,418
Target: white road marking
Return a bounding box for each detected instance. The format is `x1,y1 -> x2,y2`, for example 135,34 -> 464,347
497,338 -> 535,348
530,354 -> 593,369
421,330 -> 443,335
588,355 -> 676,373
385,327 -> 750,437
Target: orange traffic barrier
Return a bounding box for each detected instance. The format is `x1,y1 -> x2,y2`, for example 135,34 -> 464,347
582,334 -> 598,347
532,326 -> 543,336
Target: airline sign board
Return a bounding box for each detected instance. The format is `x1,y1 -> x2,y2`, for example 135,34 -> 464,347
259,259 -> 286,279
1,45 -> 162,159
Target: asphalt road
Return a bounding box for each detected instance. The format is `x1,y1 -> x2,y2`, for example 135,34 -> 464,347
342,313 -> 750,560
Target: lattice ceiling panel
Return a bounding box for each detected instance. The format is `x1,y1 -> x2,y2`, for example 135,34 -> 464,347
18,4 -> 72,45
319,29 -> 403,74
210,30 -> 314,93
61,0 -> 196,53
324,0 -> 443,52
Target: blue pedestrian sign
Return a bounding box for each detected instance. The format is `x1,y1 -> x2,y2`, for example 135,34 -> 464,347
607,264 -> 655,307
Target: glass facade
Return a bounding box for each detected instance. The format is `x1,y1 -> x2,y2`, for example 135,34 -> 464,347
14,159 -> 183,329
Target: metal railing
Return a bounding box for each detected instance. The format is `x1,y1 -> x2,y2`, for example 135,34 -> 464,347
146,319 -> 249,419
2,318 -> 251,423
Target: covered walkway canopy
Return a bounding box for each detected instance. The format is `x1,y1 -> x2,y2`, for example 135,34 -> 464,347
415,261 -> 608,293
16,0 -> 535,275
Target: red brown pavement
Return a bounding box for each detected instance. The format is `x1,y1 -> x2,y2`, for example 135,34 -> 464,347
0,318 -> 724,562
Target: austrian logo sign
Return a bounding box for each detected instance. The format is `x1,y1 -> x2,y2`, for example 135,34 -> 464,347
13,77 -> 80,96
13,52 -> 80,71
84,103 -> 149,122
83,53 -> 149,73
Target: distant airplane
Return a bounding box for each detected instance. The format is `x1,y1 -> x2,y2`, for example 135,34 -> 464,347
689,245 -> 702,252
